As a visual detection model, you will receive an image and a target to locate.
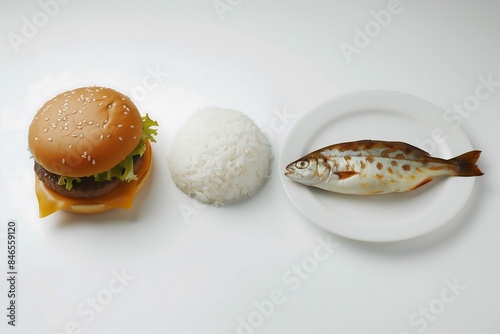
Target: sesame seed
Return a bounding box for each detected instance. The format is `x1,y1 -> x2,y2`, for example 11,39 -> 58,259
34,137 -> 39,141
80,134 -> 84,138
99,102 -> 103,106
133,136 -> 137,140
62,159 -> 65,164
130,125 -> 135,128
72,134 -> 78,138
48,138 -> 53,142
43,129 -> 48,133
107,134 -> 111,138
83,151 -> 87,156
103,95 -> 107,98
69,144 -> 73,149
87,155 -> 91,161
118,124 -> 123,128
92,159 -> 96,165
45,117 -> 50,121
100,134 -> 104,140
119,136 -> 123,141
88,121 -> 93,125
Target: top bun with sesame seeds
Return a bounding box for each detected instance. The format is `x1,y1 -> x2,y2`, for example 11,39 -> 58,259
28,86 -> 143,177
28,86 -> 159,217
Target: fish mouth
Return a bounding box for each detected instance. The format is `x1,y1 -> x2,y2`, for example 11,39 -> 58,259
284,166 -> 304,181
284,165 -> 295,177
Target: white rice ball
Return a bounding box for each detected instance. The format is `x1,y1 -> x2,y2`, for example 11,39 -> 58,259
168,107 -> 272,205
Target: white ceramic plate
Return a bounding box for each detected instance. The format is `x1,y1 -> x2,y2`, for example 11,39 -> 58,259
279,90 -> 476,242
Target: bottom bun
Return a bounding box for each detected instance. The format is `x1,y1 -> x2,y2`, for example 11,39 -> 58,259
63,203 -> 114,215
35,141 -> 153,217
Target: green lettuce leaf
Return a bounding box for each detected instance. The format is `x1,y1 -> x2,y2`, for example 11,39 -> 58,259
93,155 -> 138,182
142,113 -> 159,143
58,114 -> 158,190
58,176 -> 81,190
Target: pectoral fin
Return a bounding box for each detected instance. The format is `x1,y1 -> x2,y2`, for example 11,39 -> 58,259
334,171 -> 359,180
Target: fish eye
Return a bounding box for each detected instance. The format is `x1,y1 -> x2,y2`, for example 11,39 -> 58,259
296,161 -> 309,169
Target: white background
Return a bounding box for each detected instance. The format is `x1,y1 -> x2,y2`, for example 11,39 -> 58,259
1,1 -> 499,333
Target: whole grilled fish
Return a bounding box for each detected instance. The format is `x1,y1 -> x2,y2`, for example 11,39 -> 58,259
285,140 -> 483,195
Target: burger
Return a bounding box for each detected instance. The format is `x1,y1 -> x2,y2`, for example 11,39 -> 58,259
28,86 -> 158,217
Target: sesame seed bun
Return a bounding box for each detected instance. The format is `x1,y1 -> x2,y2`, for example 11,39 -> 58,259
28,86 -> 143,177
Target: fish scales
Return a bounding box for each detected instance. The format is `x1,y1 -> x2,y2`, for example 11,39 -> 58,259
285,140 -> 483,195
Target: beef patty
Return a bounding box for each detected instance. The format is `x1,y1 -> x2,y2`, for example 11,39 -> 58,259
34,155 -> 144,199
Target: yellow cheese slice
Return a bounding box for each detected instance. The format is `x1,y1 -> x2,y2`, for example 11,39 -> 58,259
35,141 -> 152,217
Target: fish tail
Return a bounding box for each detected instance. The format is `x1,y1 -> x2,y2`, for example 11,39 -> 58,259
449,150 -> 484,176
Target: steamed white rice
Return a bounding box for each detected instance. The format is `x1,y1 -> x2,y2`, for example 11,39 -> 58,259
168,107 -> 272,205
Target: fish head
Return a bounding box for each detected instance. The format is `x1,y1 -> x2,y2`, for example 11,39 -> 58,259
285,155 -> 331,186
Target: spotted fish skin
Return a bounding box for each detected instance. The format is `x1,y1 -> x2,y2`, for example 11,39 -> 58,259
285,140 -> 483,195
